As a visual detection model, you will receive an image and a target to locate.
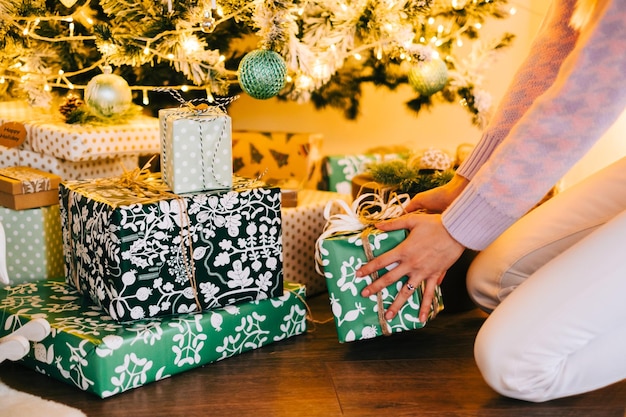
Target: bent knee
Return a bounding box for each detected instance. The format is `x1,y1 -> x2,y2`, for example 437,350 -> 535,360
474,324 -> 565,403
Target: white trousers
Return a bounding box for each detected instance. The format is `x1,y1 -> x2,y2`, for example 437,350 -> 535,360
467,156 -> 626,402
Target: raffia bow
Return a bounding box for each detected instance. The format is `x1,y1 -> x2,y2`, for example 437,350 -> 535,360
315,192 -> 411,336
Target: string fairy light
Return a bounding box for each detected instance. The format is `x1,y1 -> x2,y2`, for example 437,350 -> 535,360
0,0 -> 518,122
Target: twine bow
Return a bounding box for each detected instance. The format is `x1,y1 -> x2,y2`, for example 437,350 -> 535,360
154,87 -> 238,113
315,192 -> 411,336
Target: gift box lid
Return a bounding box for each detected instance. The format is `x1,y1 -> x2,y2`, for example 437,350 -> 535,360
0,166 -> 61,195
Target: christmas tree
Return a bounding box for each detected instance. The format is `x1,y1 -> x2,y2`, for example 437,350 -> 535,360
0,0 -> 515,126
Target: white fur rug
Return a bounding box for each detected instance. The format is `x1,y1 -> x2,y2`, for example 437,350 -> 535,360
0,381 -> 86,417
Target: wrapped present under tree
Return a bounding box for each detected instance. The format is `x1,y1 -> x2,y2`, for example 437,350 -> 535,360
0,205 -> 64,285
0,166 -> 61,210
59,170 -> 283,322
316,194 -> 444,343
0,278 -> 307,398
159,100 -> 233,194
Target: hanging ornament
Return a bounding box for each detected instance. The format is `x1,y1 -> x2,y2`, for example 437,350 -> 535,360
84,66 -> 132,117
200,9 -> 216,33
238,49 -> 287,100
408,57 -> 449,97
60,0 -> 78,8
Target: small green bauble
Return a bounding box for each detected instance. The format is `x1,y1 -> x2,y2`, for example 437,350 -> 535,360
84,67 -> 132,117
238,49 -> 287,100
408,58 -> 449,96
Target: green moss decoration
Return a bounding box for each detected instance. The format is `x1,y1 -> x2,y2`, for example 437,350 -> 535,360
367,159 -> 455,195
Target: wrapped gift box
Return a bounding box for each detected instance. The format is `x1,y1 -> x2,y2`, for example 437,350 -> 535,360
281,189 -> 352,296
321,153 -> 406,194
0,145 -> 140,180
318,228 -> 444,343
0,205 -> 64,285
159,107 -> 232,194
0,101 -> 160,161
232,131 -> 323,189
59,175 -> 283,322
0,166 -> 61,210
0,278 -> 307,398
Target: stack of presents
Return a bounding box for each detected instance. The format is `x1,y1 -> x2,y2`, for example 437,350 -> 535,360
0,100 -> 444,398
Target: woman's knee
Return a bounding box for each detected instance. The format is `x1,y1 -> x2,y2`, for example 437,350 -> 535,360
474,316 -> 565,403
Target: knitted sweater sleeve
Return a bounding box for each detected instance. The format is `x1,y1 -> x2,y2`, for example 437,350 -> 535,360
442,0 -> 626,250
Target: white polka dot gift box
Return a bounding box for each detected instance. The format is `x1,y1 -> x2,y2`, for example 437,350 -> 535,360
59,175 -> 283,322
281,189 -> 352,296
159,107 -> 232,194
0,145 -> 140,181
0,205 -> 64,286
0,101 -> 160,162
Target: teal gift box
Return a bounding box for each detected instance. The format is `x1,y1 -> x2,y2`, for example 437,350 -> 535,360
321,153 -> 407,194
159,107 -> 233,194
59,175 -> 283,322
0,205 -> 64,285
0,278 -> 307,398
318,228 -> 444,343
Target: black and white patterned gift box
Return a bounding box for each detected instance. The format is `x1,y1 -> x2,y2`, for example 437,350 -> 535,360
59,175 -> 283,322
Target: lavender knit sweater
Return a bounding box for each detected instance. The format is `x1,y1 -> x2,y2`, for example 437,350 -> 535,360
443,0 -> 626,250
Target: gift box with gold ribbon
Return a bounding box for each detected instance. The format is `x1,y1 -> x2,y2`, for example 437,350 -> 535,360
315,194 -> 444,343
59,168 -> 283,322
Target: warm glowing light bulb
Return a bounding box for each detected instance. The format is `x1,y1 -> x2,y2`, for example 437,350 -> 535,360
295,74 -> 313,90
182,36 -> 201,54
509,7 -> 517,15
181,85 -> 189,92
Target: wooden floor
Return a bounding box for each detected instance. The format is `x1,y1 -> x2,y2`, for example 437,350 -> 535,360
1,293 -> 625,417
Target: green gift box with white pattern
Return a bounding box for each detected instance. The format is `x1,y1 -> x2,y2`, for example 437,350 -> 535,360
0,205 -> 64,285
321,153 -> 407,194
0,278 -> 307,398
318,228 -> 444,343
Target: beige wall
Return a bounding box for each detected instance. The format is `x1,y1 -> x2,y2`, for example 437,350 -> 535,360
229,1 -> 625,189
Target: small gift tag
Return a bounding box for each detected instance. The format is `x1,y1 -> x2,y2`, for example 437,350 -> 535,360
0,122 -> 26,149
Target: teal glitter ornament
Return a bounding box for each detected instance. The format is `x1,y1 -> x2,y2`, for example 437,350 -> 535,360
408,57 -> 449,96
238,49 -> 287,100
84,66 -> 132,117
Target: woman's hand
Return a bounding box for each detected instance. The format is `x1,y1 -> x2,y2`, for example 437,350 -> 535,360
405,174 -> 469,213
356,212 -> 465,323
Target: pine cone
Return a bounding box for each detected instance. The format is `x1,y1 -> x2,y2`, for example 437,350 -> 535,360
59,95 -> 84,119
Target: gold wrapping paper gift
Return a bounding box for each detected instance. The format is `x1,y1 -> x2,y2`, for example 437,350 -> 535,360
0,166 -> 61,210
